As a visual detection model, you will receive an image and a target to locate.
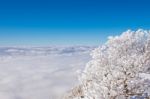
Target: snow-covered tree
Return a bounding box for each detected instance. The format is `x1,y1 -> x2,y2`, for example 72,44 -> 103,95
77,29 -> 150,99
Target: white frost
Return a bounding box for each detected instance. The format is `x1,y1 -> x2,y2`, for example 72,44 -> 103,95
77,29 -> 150,99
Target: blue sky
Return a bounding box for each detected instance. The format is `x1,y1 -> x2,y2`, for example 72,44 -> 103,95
0,0 -> 150,46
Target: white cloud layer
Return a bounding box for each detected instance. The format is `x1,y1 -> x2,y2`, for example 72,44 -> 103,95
0,46 -> 94,99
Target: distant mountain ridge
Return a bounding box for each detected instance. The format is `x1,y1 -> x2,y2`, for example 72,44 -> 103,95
0,46 -> 95,56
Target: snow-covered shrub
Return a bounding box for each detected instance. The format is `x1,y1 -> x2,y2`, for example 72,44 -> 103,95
63,85 -> 84,99
77,29 -> 150,99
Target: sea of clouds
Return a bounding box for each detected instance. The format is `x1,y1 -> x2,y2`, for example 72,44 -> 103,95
0,46 -> 95,99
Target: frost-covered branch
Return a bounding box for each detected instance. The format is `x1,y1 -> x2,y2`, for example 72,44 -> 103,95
74,29 -> 150,99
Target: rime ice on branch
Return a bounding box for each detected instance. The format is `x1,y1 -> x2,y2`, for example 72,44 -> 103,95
77,29 -> 150,99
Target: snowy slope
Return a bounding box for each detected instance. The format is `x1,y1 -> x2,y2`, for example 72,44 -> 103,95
0,46 -> 94,99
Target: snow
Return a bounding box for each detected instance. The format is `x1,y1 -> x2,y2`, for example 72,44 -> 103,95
0,46 -> 94,99
76,29 -> 150,99
140,73 -> 150,80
